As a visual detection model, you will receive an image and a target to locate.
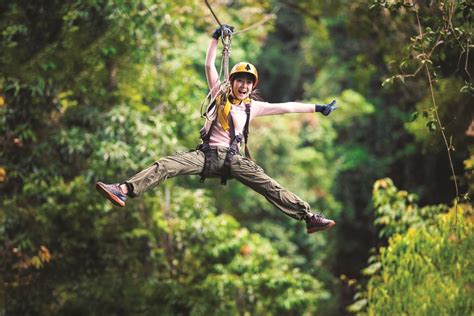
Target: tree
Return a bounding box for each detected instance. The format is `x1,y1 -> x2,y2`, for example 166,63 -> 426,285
349,178 -> 473,315
2,1 -> 331,314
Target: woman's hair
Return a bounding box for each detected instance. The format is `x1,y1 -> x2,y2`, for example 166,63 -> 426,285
249,89 -> 263,101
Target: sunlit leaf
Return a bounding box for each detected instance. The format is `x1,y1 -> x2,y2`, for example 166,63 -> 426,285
426,120 -> 437,132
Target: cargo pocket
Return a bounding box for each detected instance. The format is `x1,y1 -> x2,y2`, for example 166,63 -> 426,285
240,156 -> 265,173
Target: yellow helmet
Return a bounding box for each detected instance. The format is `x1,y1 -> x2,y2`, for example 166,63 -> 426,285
229,62 -> 259,87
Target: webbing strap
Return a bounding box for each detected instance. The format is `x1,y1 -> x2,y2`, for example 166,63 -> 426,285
198,100 -> 251,185
198,117 -> 217,182
221,115 -> 240,185
243,103 -> 252,159
199,143 -> 213,183
229,110 -> 235,140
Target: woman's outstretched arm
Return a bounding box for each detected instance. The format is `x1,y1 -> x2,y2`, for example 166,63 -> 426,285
252,101 -> 315,117
252,100 -> 338,117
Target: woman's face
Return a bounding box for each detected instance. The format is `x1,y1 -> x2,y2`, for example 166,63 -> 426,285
232,74 -> 254,100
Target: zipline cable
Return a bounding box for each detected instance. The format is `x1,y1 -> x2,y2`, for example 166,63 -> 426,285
205,0 -> 279,36
204,0 -> 224,28
233,7 -> 279,35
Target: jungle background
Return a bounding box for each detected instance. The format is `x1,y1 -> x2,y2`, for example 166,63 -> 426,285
1,0 -> 472,315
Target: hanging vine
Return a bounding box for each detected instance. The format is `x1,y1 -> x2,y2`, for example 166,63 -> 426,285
373,0 -> 472,228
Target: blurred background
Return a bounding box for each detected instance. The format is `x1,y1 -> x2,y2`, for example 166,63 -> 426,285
1,0 -> 472,315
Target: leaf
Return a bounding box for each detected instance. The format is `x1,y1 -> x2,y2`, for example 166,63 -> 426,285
397,74 -> 405,84
347,298 -> 368,312
363,262 -> 382,276
382,77 -> 394,87
408,111 -> 419,122
426,120 -> 437,132
460,83 -> 474,94
31,256 -> 42,269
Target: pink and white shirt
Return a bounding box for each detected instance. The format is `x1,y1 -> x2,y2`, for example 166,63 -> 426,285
203,100 -> 315,148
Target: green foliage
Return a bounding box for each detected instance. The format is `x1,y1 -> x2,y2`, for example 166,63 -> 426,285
5,180 -> 328,315
2,1 -> 330,315
464,147 -> 474,198
405,78 -> 472,152
2,0 -> 472,314
349,179 -> 473,315
321,89 -> 375,127
372,178 -> 447,238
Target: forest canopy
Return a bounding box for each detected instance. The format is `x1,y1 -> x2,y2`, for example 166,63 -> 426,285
1,0 -> 472,315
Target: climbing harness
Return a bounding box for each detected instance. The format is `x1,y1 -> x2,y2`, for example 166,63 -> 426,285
198,97 -> 252,185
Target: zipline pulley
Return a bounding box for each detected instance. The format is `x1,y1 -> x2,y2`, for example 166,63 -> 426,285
221,26 -> 232,82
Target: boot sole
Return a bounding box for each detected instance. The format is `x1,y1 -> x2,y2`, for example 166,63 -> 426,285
96,182 -> 125,207
307,220 -> 336,234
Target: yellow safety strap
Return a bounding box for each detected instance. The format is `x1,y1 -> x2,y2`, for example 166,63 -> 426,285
217,95 -> 251,131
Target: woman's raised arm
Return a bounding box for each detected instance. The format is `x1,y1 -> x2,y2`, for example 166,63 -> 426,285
205,38 -> 220,99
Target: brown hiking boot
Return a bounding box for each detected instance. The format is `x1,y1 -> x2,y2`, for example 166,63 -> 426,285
305,212 -> 336,234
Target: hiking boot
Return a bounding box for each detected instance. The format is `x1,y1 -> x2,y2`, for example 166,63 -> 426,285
96,182 -> 127,207
305,212 -> 335,234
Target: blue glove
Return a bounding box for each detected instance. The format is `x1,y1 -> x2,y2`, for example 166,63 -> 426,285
212,24 -> 234,39
315,100 -> 338,116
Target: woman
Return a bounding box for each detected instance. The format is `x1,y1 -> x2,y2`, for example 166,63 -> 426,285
96,25 -> 338,234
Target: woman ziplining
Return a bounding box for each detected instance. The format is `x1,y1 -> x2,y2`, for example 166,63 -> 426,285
96,24 -> 338,234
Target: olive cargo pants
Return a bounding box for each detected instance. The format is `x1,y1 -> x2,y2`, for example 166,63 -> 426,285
125,147 -> 312,220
